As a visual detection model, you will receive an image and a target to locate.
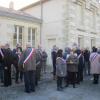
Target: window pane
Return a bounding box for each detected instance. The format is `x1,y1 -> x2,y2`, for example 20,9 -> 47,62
32,29 -> 35,34
15,26 -> 17,33
32,29 -> 35,47
77,5 -> 83,25
14,33 -> 17,39
13,26 -> 17,47
28,28 -> 31,42
19,33 -> 22,39
32,29 -> 35,39
19,26 -> 23,45
19,27 -> 22,33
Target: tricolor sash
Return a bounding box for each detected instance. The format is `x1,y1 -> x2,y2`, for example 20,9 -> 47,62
91,53 -> 98,62
24,48 -> 34,64
56,57 -> 66,63
0,49 -> 4,58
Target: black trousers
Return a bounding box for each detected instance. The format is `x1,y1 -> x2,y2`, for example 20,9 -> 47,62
57,76 -> 63,88
77,69 -> 83,83
0,63 -> 4,83
53,62 -> 56,76
19,71 -> 23,81
35,64 -> 42,86
93,74 -> 99,84
13,63 -> 19,83
4,66 -> 11,86
67,72 -> 77,87
84,61 -> 90,75
24,70 -> 36,92
0,69 -> 4,83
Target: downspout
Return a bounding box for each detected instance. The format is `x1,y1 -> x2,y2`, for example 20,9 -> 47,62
40,0 -> 43,45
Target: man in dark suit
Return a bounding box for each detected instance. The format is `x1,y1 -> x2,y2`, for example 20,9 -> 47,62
51,45 -> 57,79
3,44 -> 13,87
0,45 -> 4,83
12,44 -> 23,83
84,48 -> 90,75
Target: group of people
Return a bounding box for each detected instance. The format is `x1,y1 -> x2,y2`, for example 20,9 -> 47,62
0,43 -> 48,93
51,45 -> 100,91
0,42 -> 100,93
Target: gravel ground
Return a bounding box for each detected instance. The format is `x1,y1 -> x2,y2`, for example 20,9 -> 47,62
0,73 -> 100,100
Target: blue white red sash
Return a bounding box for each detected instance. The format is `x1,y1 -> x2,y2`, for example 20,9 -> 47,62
24,48 -> 34,64
91,53 -> 98,62
56,57 -> 66,63
0,49 -> 4,58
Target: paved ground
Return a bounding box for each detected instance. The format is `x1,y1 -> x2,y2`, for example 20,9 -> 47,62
0,73 -> 100,100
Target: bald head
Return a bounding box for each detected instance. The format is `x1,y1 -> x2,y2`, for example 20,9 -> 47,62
4,43 -> 10,49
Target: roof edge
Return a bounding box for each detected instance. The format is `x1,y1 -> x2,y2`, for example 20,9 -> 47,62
20,0 -> 49,11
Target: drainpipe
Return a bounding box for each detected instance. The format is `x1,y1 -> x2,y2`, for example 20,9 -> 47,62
40,0 -> 43,45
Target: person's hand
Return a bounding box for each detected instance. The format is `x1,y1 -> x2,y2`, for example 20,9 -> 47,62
69,60 -> 73,64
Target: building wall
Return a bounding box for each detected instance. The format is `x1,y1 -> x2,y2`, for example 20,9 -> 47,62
22,0 -> 100,65
0,16 -> 40,49
24,5 -> 41,19
22,0 -> 65,64
63,0 -> 100,49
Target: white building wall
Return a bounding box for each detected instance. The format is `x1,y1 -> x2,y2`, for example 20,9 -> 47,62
24,5 -> 41,19
0,16 -> 40,49
22,0 -> 100,65
42,0 -> 65,65
0,18 -> 14,46
63,0 -> 100,49
24,0 -> 65,47
23,0 -> 65,65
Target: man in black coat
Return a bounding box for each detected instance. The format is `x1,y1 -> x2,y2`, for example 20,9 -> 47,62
51,45 -> 57,79
35,48 -> 42,86
0,46 -> 4,83
77,51 -> 84,83
84,48 -> 90,75
3,44 -> 13,87
12,44 -> 23,83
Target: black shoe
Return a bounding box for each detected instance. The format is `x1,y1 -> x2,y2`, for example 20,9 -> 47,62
25,90 -> 31,93
93,81 -> 98,84
77,82 -> 80,85
57,87 -> 63,91
65,84 -> 68,87
31,89 -> 35,92
1,81 -> 4,83
20,80 -> 23,83
73,85 -> 76,88
15,81 -> 19,84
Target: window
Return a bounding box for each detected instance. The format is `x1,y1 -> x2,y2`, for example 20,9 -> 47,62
13,25 -> 23,47
90,11 -> 95,29
19,27 -> 22,33
28,28 -> 35,47
28,28 -> 31,42
13,25 -> 17,46
32,29 -> 35,47
91,38 -> 95,48
19,26 -> 23,44
78,36 -> 84,49
77,4 -> 84,25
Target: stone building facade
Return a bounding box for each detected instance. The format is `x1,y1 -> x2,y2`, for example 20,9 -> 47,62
63,0 -> 100,49
21,0 -> 100,64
